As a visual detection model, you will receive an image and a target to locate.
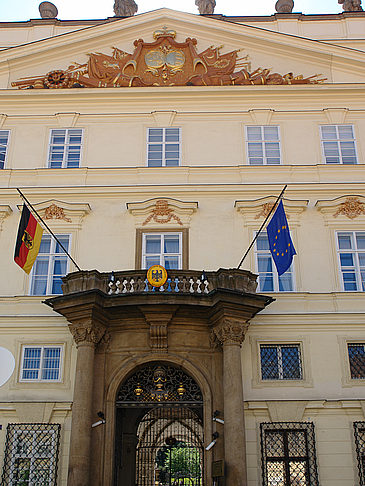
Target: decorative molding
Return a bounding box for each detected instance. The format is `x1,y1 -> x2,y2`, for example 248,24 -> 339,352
44,204 -> 72,222
212,318 -> 249,346
68,321 -> 106,347
127,198 -> 198,228
0,114 -> 7,129
248,109 -> 275,125
235,197 -> 308,226
17,200 -> 91,229
323,108 -> 349,124
0,205 -> 12,231
140,307 -> 177,352
151,111 -> 177,127
267,401 -> 308,422
55,112 -> 80,128
316,195 -> 365,222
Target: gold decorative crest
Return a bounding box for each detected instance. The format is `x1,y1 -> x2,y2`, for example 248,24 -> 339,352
147,265 -> 168,287
333,197 -> 365,219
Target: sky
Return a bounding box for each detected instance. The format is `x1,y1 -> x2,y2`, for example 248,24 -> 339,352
0,0 -> 341,22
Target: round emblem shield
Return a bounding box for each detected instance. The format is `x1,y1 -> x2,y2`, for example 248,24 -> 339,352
147,265 -> 168,287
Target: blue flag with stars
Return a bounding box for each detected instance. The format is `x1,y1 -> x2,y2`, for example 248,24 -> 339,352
267,200 -> 296,276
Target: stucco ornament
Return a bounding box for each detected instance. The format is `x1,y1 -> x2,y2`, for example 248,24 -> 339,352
68,321 -> 106,346
142,200 -> 183,226
114,0 -> 138,16
44,204 -> 72,222
333,197 -> 365,219
213,318 -> 249,346
195,0 -> 216,14
338,0 -> 363,11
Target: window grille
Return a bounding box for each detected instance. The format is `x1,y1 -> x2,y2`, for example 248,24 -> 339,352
260,422 -> 319,486
354,422 -> 365,486
142,232 -> 182,270
255,232 -> 294,292
260,344 -> 302,380
147,128 -> 180,167
320,125 -> 357,164
348,344 -> 365,379
0,130 -> 10,169
337,232 -> 365,291
20,346 -> 62,381
30,234 -> 70,295
1,423 -> 61,486
246,126 -> 281,165
48,129 -> 83,168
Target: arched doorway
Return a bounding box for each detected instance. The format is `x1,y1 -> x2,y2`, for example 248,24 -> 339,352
114,362 -> 204,486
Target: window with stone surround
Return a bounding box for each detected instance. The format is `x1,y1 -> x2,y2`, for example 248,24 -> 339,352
260,422 -> 319,486
48,129 -> 83,168
348,344 -> 365,379
246,126 -> 281,165
141,232 -> 182,269
336,231 -> 365,291
0,130 -> 10,169
320,125 -> 357,164
147,128 -> 181,167
260,344 -> 302,380
20,345 -> 63,382
1,423 -> 61,486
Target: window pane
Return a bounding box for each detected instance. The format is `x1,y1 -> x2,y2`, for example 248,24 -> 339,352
55,237 -> 69,253
31,277 -> 48,295
338,125 -> 354,139
258,256 -> 272,273
145,256 -> 161,268
22,348 -> 41,380
257,234 -> 270,251
340,253 -> 354,267
165,128 -> 180,142
51,277 -> 64,295
323,141 -> 340,164
260,346 -> 279,379
281,346 -> 301,379
356,234 -> 365,250
247,126 -> 262,140
340,141 -> 357,164
148,128 -> 163,142
321,125 -> 337,139
263,126 -> 279,140
51,130 -> 66,144
42,348 -> 61,380
145,235 -> 161,254
279,272 -> 293,291
260,274 -> 274,292
164,235 -> 179,253
164,256 -> 179,269
33,258 -> 49,276
338,234 -> 353,250
53,257 -> 68,276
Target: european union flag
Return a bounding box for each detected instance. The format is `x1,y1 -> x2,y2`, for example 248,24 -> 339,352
267,200 -> 296,276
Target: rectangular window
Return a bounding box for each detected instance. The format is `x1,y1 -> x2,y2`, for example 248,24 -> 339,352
255,232 -> 294,291
142,233 -> 182,269
48,129 -> 83,168
354,422 -> 365,486
260,344 -> 302,380
321,125 -> 357,164
348,344 -> 365,379
1,423 -> 61,486
147,128 -> 180,167
337,231 -> 365,291
30,234 -> 70,295
20,346 -> 62,382
260,422 -> 319,486
0,130 -> 10,169
246,126 -> 281,165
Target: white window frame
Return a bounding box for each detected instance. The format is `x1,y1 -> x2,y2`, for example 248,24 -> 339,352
146,127 -> 181,167
254,231 -> 295,292
245,125 -> 281,165
142,232 -> 182,269
29,234 -> 71,296
19,345 -> 63,382
320,124 -> 358,164
0,129 -> 10,169
259,343 -> 303,381
47,128 -> 83,168
336,231 -> 365,292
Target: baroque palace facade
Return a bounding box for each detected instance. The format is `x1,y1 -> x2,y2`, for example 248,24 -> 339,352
0,4 -> 365,486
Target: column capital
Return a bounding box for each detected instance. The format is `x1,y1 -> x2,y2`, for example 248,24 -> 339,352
212,318 -> 249,346
68,320 -> 106,347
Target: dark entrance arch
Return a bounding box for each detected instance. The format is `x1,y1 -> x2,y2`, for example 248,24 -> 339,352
114,362 -> 204,486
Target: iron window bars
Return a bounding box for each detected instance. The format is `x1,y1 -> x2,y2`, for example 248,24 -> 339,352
1,423 -> 61,486
348,344 -> 365,379
260,422 -> 319,486
260,344 -> 302,380
354,422 -> 365,486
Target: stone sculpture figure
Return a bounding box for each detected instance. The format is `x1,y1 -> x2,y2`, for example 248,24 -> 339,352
195,0 -> 216,14
338,0 -> 363,11
275,0 -> 294,13
114,0 -> 138,16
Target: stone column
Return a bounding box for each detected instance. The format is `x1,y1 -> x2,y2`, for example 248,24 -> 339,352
213,318 -> 249,486
67,320 -> 106,486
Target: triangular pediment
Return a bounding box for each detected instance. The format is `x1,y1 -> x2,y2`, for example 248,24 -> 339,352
2,8 -> 365,88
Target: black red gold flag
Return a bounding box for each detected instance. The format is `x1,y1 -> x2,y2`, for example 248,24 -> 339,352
14,203 -> 43,274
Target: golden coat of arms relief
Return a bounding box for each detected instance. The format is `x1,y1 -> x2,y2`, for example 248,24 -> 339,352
12,27 -> 325,89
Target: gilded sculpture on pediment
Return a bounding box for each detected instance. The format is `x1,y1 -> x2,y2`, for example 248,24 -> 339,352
12,28 -> 326,89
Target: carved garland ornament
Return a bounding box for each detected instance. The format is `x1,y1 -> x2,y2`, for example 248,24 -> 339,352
333,197 -> 365,219
212,319 -> 249,346
12,28 -> 325,89
142,199 -> 183,226
44,204 -> 72,222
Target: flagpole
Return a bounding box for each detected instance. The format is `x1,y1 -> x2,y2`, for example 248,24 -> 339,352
16,188 -> 82,272
237,184 -> 287,270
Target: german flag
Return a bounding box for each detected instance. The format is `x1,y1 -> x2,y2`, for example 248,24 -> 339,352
14,204 -> 43,274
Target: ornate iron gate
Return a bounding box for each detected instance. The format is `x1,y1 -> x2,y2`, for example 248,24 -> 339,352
116,363 -> 204,486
